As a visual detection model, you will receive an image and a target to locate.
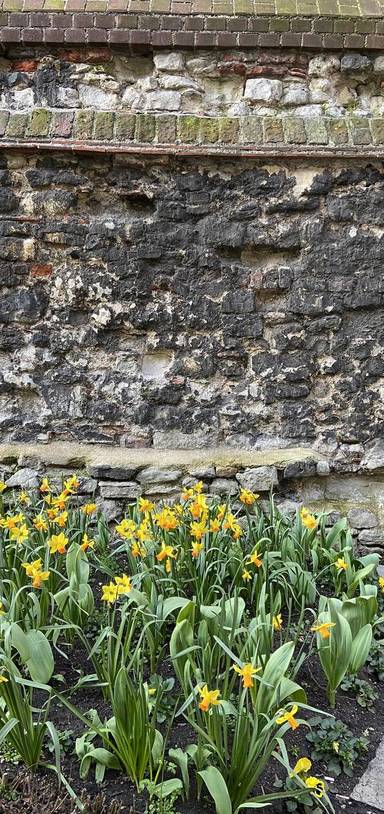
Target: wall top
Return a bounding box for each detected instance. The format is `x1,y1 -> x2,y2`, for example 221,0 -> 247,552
1,0 -> 383,16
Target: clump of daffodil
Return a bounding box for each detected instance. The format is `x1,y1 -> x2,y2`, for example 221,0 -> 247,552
155,507 -> 178,532
116,518 -> 136,539
63,474 -> 80,493
223,512 -> 242,540
198,685 -> 221,712
156,541 -> 177,573
22,559 -> 50,589
18,491 -> 30,506
300,507 -> 317,530
273,613 -> 283,631
276,704 -> 300,730
239,488 -> 259,506
190,519 -> 207,540
233,662 -> 261,689
0,513 -> 25,530
48,532 -> 68,555
39,477 -> 51,494
311,620 -> 336,639
102,574 -> 132,603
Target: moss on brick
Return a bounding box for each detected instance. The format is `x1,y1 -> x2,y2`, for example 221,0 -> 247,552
93,111 -> 114,141
5,113 -> 29,139
218,117 -> 239,144
74,110 -> 94,140
114,112 -> 136,142
370,119 -> 384,145
305,118 -> 329,145
263,117 -> 284,143
200,118 -> 220,144
328,118 -> 349,145
26,109 -> 52,138
177,115 -> 200,144
283,117 -> 307,144
239,117 -> 263,144
135,114 -> 156,143
156,115 -> 177,144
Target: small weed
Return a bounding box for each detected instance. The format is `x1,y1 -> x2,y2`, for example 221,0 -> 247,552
306,716 -> 369,776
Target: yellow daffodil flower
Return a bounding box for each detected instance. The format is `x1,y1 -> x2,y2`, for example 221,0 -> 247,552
19,491 -> 30,506
311,621 -> 336,639
102,573 -> 132,602
115,518 -> 136,539
33,514 -> 48,532
191,541 -> 204,558
2,513 -> 24,530
10,524 -> 28,545
305,777 -> 325,798
335,558 -> 348,571
198,685 -> 221,712
115,574 -> 132,595
233,662 -> 261,689
276,704 -> 299,730
216,503 -> 227,521
0,675 -> 8,683
190,521 -> 207,540
82,503 -> 97,515
273,613 -> 283,631
156,541 -> 176,573
55,511 -> 68,528
0,602 -> 6,616
52,492 -> 69,511
155,508 -> 178,531
63,474 -> 80,493
209,519 -> 221,533
138,497 -> 154,514
379,576 -> 384,594
80,533 -> 95,552
239,489 -> 259,506
39,478 -> 51,493
48,532 -> 68,555
248,551 -> 262,568
242,569 -> 252,582
300,508 -> 317,530
292,757 -> 312,775
22,559 -> 50,589
131,540 -> 146,558
0,482 -> 6,494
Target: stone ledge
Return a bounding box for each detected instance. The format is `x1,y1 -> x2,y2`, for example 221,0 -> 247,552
2,110 -> 384,153
0,441 -> 325,471
2,12 -> 384,48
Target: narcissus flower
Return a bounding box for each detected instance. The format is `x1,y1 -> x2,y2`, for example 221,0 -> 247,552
248,551 -> 262,568
82,503 -> 97,515
55,511 -> 68,528
209,519 -> 221,533
155,508 -> 178,531
115,574 -> 132,594
156,541 -> 176,573
300,508 -> 317,530
0,602 -> 5,616
52,492 -> 69,511
242,569 -> 252,582
216,504 -> 227,521
311,621 -> 336,639
19,492 -> 30,506
292,757 -> 312,775
138,498 -> 154,514
191,541 -> 204,558
276,704 -> 299,730
102,573 -> 132,603
63,474 -> 80,493
273,613 -> 283,631
10,524 -> 28,544
305,777 -> 325,798
48,532 -> 68,555
33,514 -> 48,532
39,478 -> 51,493
335,558 -> 348,571
81,533 -> 95,552
190,521 -> 207,540
22,559 -> 50,589
198,685 -> 221,712
0,482 -> 6,494
239,489 -> 259,506
115,518 -> 136,539
379,576 -> 384,594
131,540 -> 146,558
0,675 -> 8,683
190,493 -> 208,520
1,513 -> 24,530
233,662 -> 261,689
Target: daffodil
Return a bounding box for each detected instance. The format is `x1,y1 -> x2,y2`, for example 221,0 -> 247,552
242,569 -> 252,582
115,574 -> 132,595
190,521 -> 207,540
273,613 -> 283,631
191,541 -> 204,558
82,503 -> 97,515
39,478 -> 51,493
190,493 -> 207,520
156,541 -> 176,574
248,551 -> 262,568
80,533 -> 95,552
198,685 -> 221,712
2,513 -> 24,530
115,518 -> 136,539
233,662 -> 261,689
138,498 -> 154,514
209,519 -> 221,533
0,675 -> 8,683
292,757 -> 312,775
55,511 -> 68,528
335,558 -> 348,571
300,508 -> 317,530
239,489 -> 259,506
52,492 -> 69,511
311,621 -> 336,639
48,532 -> 68,555
63,474 -> 80,493
155,508 -> 178,531
19,491 -> 30,506
22,559 -> 50,589
216,503 -> 227,521
0,602 -> 6,616
131,541 -> 146,558
10,524 -> 28,544
379,576 -> 384,594
33,514 -> 48,532
276,704 -> 299,730
0,482 -> 6,494
305,777 -> 325,798
102,574 -> 132,602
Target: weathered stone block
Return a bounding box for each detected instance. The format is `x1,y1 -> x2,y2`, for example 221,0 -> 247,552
6,467 -> 39,488
99,481 -> 141,499
236,466 -> 278,492
210,478 -> 238,495
93,111 -> 114,141
135,114 -> 156,143
26,110 -> 52,138
137,467 -> 182,485
244,78 -> 283,105
347,508 -> 378,529
74,110 -> 94,140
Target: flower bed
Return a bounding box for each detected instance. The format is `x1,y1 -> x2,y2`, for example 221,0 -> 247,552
0,475 -> 382,814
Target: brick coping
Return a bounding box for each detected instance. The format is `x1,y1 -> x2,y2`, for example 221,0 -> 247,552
2,11 -> 384,47
2,109 -> 384,153
1,0 -> 384,18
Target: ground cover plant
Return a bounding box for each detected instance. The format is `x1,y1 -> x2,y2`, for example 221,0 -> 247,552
0,475 -> 382,814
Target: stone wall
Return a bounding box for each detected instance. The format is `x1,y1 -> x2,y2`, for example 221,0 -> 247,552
1,443 -> 384,551
2,47 -> 384,119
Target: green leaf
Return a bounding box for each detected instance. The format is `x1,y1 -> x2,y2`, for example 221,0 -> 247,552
199,767 -> 232,814
169,747 -> 190,798
349,625 -> 372,674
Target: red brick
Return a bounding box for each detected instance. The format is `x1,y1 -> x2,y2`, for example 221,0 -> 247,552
29,11 -> 50,23
205,15 -> 226,29
160,14 -> 182,29
94,12 -> 115,25
31,264 -> 53,278
44,27 -> 65,41
172,30 -> 195,45
129,28 -> 150,43
151,30 -> 172,45
87,27 -> 107,41
65,28 -> 86,40
51,12 -> 71,25
72,11 -> 93,24
22,27 -> 43,40
139,13 -> 160,26
183,15 -> 203,28
109,28 -> 130,40
9,12 -> 26,25
216,32 -> 237,46
1,27 -> 21,40
12,58 -> 38,70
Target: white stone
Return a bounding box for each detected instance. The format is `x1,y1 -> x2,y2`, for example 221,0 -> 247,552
373,56 -> 384,73
244,78 -> 283,105
294,105 -> 323,117
317,460 -> 330,476
6,468 -> 39,488
121,87 -> 144,110
137,467 -> 182,485
57,86 -> 79,107
361,440 -> 384,471
336,86 -> 357,106
13,88 -> 34,109
154,52 -> 185,73
99,482 -> 141,499
308,55 -> 341,78
358,529 -> 384,546
281,82 -> 309,106
236,466 -> 278,492
145,91 -> 181,111
142,352 -> 173,381
309,78 -> 333,103
78,85 -> 117,110
210,478 -> 238,496
370,95 -> 384,115
347,508 -> 378,529
159,75 -> 203,93
186,57 -> 218,75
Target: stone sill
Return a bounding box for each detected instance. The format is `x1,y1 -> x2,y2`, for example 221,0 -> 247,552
2,110 -> 384,153
0,441 -> 325,471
